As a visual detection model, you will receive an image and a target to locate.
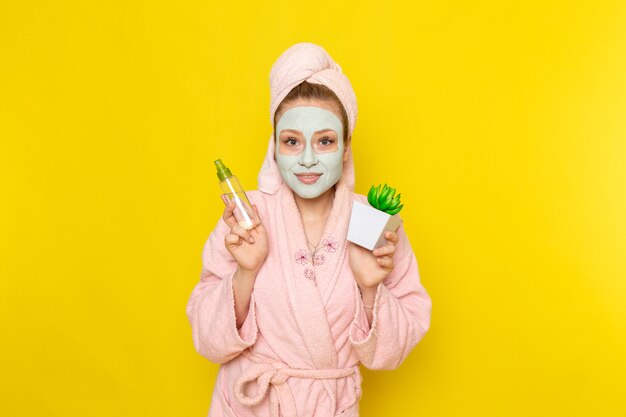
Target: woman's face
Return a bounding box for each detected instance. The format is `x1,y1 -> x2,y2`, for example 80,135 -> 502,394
274,99 -> 350,199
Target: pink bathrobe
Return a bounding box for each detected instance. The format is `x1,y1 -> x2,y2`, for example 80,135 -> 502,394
186,127 -> 432,416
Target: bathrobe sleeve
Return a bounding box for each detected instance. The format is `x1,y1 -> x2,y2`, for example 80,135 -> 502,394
349,221 -> 432,370
186,216 -> 259,364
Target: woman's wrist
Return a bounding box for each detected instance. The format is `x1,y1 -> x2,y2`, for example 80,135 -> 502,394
358,282 -> 378,294
236,266 -> 259,281
358,284 -> 377,308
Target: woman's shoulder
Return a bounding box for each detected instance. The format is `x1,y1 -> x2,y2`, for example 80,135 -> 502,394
244,189 -> 275,224
245,188 -> 370,211
353,192 -> 369,205
246,189 -> 268,201
245,189 -> 273,208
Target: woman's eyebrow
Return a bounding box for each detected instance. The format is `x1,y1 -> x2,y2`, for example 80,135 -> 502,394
280,129 -> 336,134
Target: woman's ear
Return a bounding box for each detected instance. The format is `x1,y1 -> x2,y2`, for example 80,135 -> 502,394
343,136 -> 352,162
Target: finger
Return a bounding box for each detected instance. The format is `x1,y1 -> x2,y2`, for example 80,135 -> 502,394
225,233 -> 242,246
222,201 -> 237,228
377,256 -> 394,270
385,230 -> 400,244
372,244 -> 395,257
232,223 -> 254,244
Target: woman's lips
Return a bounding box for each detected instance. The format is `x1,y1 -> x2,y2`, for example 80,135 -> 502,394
295,173 -> 322,184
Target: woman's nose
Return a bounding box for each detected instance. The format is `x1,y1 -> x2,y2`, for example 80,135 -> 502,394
299,142 -> 318,167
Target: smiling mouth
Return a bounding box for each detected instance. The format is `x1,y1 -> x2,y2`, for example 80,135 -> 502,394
295,172 -> 322,184
295,172 -> 322,178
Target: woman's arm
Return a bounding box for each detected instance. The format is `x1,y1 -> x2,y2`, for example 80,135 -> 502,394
349,222 -> 432,370
358,285 -> 377,324
233,267 -> 257,329
185,218 -> 259,364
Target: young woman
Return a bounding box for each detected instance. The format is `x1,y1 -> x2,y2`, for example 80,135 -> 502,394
186,42 -> 432,417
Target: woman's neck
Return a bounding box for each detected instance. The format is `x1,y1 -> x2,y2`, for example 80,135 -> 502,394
293,186 -> 336,224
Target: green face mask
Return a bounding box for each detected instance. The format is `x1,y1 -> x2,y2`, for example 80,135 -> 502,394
275,106 -> 345,199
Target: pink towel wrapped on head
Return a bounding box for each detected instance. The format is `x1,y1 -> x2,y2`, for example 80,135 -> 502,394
187,42 -> 432,417
260,42 -> 358,195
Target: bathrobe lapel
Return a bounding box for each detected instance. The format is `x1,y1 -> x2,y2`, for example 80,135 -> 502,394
258,133 -> 358,414
310,180 -> 354,308
273,178 -> 353,370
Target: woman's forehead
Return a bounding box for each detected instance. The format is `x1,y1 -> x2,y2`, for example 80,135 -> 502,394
276,106 -> 343,137
275,99 -> 342,123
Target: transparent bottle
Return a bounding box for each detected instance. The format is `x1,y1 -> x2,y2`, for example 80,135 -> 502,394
215,159 -> 260,230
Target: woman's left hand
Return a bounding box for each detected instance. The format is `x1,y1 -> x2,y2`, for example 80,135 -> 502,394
348,230 -> 399,290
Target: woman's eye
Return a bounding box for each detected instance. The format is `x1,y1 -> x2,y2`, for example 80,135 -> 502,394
319,136 -> 335,146
285,137 -> 299,146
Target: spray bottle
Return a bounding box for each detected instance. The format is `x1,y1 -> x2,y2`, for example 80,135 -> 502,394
214,159 -> 260,230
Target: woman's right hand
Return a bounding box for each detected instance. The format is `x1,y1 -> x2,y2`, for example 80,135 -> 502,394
223,202 -> 269,275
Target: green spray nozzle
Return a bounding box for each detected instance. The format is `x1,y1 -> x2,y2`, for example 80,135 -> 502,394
214,159 -> 232,181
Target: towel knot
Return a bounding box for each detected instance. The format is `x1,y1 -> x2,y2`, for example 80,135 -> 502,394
260,42 -> 358,195
269,42 -> 357,137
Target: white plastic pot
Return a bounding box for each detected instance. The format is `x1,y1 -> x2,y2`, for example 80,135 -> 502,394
347,200 -> 402,251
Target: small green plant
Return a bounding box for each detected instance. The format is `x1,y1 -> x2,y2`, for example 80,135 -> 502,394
367,183 -> 404,215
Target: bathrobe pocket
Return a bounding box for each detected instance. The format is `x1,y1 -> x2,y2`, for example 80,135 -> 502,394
334,373 -> 361,417
209,381 -> 238,417
335,400 -> 359,417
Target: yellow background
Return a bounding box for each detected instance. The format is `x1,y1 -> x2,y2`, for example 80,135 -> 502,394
1,1 -> 625,416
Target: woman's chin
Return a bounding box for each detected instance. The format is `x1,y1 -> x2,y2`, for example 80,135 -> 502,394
293,186 -> 338,201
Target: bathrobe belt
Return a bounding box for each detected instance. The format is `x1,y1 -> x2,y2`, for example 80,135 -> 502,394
233,351 -> 357,417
